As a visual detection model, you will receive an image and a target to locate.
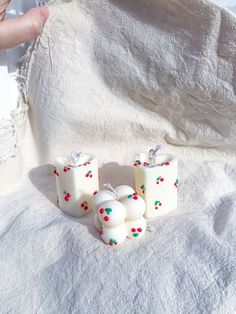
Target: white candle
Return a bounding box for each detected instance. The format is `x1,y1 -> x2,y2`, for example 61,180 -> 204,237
133,151 -> 178,218
54,153 -> 99,217
92,184 -> 147,245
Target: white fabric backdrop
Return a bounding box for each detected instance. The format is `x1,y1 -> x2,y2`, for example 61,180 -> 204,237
0,0 -> 236,313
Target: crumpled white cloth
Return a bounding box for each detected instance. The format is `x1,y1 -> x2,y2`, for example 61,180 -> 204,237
0,0 -> 236,313
0,161 -> 235,313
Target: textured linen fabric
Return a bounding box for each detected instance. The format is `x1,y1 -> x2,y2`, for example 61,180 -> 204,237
0,0 -> 236,313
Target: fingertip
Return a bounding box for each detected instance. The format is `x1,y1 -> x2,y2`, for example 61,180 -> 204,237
39,7 -> 50,22
26,7 -> 49,25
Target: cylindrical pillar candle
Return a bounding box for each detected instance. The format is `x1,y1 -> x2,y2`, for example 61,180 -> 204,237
54,153 -> 99,217
133,152 -> 178,218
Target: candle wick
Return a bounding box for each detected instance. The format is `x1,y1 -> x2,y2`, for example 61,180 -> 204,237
103,183 -> 119,199
71,151 -> 83,166
149,144 -> 161,164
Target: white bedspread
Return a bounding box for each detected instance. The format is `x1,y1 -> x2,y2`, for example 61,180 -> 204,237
0,0 -> 236,313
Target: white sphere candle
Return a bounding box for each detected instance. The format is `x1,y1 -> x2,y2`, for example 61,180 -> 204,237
54,153 -> 99,217
101,223 -> 128,246
92,190 -> 116,212
126,217 -> 146,239
98,200 -> 126,227
133,151 -> 178,218
114,185 -> 135,200
120,193 -> 145,221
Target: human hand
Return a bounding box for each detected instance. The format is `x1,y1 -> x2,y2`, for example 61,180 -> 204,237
0,0 -> 49,50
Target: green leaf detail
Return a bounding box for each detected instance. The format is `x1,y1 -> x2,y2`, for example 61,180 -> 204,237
157,176 -> 161,180
105,208 -> 112,215
176,179 -> 179,184
110,238 -> 116,243
136,160 -> 141,163
64,191 -> 66,195
128,195 -> 133,199
155,200 -> 160,206
133,233 -> 139,237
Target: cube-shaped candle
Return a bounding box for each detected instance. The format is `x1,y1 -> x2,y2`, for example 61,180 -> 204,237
133,153 -> 178,218
54,154 -> 99,217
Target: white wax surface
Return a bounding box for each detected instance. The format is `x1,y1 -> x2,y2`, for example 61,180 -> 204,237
55,154 -> 99,217
134,153 -> 178,218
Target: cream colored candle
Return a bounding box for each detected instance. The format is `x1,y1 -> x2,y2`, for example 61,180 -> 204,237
133,150 -> 178,218
54,153 -> 99,217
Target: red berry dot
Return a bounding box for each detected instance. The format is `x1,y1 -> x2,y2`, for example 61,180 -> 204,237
81,203 -> 84,207
67,193 -> 71,197
64,169 -> 67,172
157,182 -> 159,184
99,208 -> 104,214
93,191 -> 98,195
165,161 -> 170,165
109,242 -> 113,246
84,206 -> 88,210
155,206 -> 158,209
131,228 -> 136,232
133,196 -> 138,200
53,170 -> 57,175
159,203 -> 162,206
137,228 -> 142,232
57,173 -> 59,176
65,196 -> 69,201
160,178 -> 164,182
90,174 -> 93,178
104,216 -> 109,221
85,173 -> 89,177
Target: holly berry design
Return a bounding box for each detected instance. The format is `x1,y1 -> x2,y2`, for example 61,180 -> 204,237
174,178 -> 179,189
108,238 -> 118,246
99,207 -> 112,222
133,160 -> 151,167
83,161 -> 91,166
131,227 -> 143,238
93,191 -> 98,195
85,170 -> 93,178
64,166 -> 71,173
53,167 -> 59,176
140,184 -> 145,194
128,193 -> 139,200
154,200 -> 162,210
157,161 -> 170,166
156,176 -> 164,185
133,159 -> 142,167
81,200 -> 89,210
64,191 -> 71,202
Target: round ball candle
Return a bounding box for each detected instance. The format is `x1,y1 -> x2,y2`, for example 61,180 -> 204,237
133,153 -> 178,218
54,153 -> 99,217
92,184 -> 147,246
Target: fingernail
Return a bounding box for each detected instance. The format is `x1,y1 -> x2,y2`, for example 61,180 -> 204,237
39,8 -> 49,23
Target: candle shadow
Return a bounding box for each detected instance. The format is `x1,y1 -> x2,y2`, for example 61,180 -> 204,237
99,162 -> 135,189
28,164 -> 57,205
60,211 -> 103,242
